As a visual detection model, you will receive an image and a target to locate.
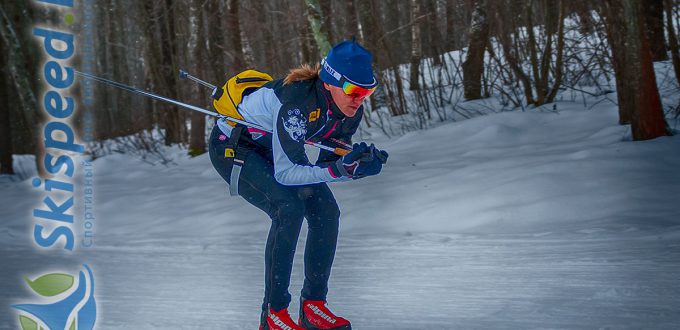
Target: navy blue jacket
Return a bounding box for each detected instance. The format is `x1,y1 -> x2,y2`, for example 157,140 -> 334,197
216,78 -> 362,185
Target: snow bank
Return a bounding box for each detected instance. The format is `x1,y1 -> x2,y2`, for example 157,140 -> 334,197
3,97 -> 678,244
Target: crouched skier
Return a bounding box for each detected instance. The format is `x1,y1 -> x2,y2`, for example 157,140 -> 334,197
208,40 -> 388,330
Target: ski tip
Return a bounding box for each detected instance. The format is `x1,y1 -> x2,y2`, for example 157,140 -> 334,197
179,70 -> 188,79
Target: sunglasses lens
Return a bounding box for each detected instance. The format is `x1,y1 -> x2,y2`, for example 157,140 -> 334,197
342,81 -> 376,98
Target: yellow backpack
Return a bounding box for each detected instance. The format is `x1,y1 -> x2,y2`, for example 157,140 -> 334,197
213,70 -> 273,127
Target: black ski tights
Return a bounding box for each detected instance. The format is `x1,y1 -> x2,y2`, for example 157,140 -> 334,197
209,127 -> 340,312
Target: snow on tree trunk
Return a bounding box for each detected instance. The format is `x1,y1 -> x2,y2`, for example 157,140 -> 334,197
305,0 -> 332,56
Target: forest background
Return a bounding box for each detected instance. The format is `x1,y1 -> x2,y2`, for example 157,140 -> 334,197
1,0 -> 678,174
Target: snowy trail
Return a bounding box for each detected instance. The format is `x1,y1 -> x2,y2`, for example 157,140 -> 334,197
3,99 -> 680,328
3,230 -> 679,329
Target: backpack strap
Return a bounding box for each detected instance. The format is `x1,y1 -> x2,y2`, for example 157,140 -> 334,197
224,125 -> 249,196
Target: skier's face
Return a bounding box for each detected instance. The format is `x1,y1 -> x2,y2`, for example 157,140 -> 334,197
324,83 -> 366,117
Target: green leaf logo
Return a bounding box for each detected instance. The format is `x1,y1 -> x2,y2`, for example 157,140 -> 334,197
64,13 -> 75,25
23,273 -> 74,297
19,315 -> 38,330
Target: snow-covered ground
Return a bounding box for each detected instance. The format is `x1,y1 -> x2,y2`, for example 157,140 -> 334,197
2,92 -> 680,329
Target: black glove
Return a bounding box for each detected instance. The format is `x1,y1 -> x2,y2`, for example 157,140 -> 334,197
329,142 -> 387,179
373,147 -> 389,164
354,144 -> 388,178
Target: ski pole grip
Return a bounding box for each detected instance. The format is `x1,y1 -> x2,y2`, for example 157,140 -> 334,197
335,148 -> 352,156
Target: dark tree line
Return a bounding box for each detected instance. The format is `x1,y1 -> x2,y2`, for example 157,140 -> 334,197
461,0 -> 673,139
1,0 -> 678,174
1,2 -> 45,175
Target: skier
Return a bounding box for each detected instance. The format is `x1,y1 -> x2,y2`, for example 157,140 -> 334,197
208,40 -> 388,330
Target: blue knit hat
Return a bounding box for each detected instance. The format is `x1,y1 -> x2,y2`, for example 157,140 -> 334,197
320,40 -> 377,89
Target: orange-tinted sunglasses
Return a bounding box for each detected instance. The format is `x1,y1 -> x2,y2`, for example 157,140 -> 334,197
341,77 -> 377,99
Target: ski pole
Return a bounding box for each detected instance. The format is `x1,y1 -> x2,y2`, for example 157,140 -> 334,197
75,70 -> 269,131
75,71 -> 352,156
306,141 -> 351,156
177,69 -> 353,156
178,70 -> 220,98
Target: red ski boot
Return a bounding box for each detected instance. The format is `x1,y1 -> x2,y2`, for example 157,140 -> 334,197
298,299 -> 351,330
260,307 -> 305,330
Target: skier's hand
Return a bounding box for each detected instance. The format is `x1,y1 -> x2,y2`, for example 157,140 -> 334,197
330,142 -> 386,179
354,144 -> 386,178
373,147 -> 389,164
343,142 -> 373,163
329,142 -> 373,179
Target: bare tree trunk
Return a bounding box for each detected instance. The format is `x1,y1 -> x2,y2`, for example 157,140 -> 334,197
249,1 -> 277,73
462,0 -> 489,100
205,1 -> 224,82
305,0 -> 332,56
357,0 -> 407,116
300,14 -> 317,64
575,2 -> 595,34
537,0 -> 559,105
102,1 -> 117,138
0,73 -> 13,174
239,8 -> 257,69
665,0 -> 680,84
423,0 -> 444,66
319,0 -> 334,44
627,0 -> 669,139
609,0 -> 669,140
189,0 -> 206,156
0,3 -> 44,175
604,1 -> 633,124
445,0 -> 457,50
492,0 -> 566,107
345,0 -> 359,40
158,0 -> 185,145
545,0 -> 566,103
525,1 -> 544,104
494,7 -> 535,105
225,0 -> 246,73
113,0 -> 133,136
642,0 -> 668,61
409,0 -> 422,90
141,0 -> 160,132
